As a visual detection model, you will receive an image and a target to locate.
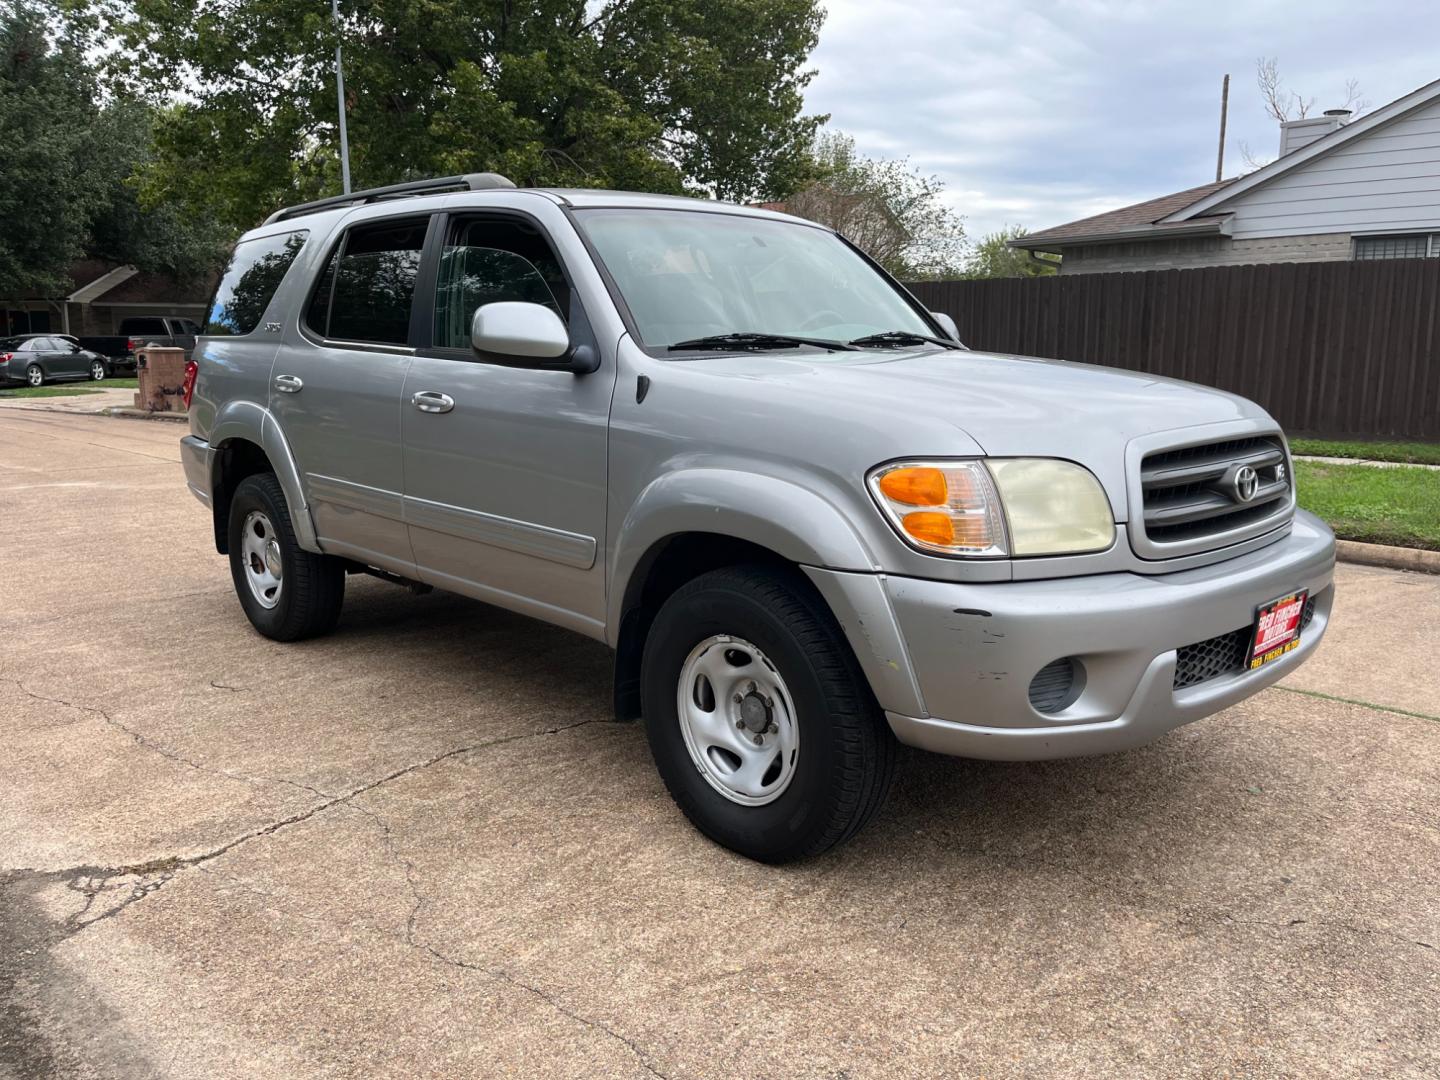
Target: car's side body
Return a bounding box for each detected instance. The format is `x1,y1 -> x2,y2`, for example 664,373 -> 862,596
181,178 -> 1335,860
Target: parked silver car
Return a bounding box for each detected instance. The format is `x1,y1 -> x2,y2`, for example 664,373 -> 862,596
180,174 -> 1335,861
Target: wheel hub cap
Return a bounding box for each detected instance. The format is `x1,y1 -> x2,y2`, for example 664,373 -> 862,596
676,635 -> 798,806
241,510 -> 283,609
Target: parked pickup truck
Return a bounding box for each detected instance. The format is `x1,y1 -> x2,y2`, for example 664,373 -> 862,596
179,174 -> 1336,862
78,315 -> 202,372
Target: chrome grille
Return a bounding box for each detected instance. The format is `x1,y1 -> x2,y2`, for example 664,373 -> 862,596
1137,435 -> 1293,555
1173,595 -> 1316,690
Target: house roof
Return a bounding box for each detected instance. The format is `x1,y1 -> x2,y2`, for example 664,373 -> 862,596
1013,76 -> 1440,252
1012,181 -> 1236,251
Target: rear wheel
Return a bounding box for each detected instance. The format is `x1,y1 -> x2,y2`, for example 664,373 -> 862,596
26,364 -> 43,387
641,565 -> 896,862
90,360 -> 107,381
227,473 -> 344,641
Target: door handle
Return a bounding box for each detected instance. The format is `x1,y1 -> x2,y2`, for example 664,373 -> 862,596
411,391 -> 455,414
273,374 -> 304,394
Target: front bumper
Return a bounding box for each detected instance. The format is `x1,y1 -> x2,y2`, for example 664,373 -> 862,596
180,434 -> 214,508
873,511 -> 1335,760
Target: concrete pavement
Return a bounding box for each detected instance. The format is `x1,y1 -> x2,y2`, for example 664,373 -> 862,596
1,411 -> 1436,1079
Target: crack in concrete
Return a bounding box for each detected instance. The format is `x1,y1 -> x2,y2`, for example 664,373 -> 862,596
8,717 -> 601,935
418,944 -> 674,1079
1,675 -> 332,800
1272,685 -> 1440,726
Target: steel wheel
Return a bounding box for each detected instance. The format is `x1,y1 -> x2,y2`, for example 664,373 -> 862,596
676,634 -> 799,806
90,360 -> 106,380
240,509 -> 284,609
26,365 -> 43,387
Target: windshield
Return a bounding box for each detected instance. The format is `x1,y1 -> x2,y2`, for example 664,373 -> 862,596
573,208 -> 937,351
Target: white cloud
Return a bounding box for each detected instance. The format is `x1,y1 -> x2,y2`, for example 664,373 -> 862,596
806,0 -> 1440,243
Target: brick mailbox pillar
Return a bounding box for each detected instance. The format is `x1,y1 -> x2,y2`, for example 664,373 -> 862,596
134,346 -> 189,413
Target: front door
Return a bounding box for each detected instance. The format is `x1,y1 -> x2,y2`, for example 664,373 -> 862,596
400,212 -> 616,636
271,214 -> 432,575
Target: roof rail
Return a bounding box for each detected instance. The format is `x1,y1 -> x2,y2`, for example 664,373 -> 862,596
262,172 -> 517,225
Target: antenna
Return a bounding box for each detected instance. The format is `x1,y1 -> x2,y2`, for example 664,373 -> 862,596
1216,73 -> 1230,182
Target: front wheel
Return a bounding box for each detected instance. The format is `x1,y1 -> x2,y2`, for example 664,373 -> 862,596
26,364 -> 43,387
227,473 -> 345,641
90,360 -> 107,381
641,565 -> 897,862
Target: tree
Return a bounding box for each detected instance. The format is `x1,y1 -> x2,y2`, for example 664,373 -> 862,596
962,226 -> 1058,279
80,0 -> 827,234
781,132 -> 965,279
0,2 -> 100,296
0,2 -> 227,297
1255,57 -> 1367,122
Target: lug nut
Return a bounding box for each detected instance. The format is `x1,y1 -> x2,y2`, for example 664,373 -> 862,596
752,735 -> 764,746
733,693 -> 744,703
735,720 -> 746,729
766,722 -> 778,734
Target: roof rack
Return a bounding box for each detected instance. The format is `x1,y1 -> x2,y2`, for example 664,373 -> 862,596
262,172 -> 517,225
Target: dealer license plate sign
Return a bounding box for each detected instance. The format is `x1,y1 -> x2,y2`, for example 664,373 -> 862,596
1249,590 -> 1308,670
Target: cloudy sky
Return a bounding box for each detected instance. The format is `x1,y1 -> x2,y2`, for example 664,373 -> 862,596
805,0 -> 1440,243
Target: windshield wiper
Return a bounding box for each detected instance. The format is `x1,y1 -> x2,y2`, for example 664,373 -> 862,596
668,332 -> 857,352
848,330 -> 962,350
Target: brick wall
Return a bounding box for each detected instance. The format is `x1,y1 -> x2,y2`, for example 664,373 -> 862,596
1059,232 -> 1354,275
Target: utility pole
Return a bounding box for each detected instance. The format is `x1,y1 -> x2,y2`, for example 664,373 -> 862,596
1216,73 -> 1230,182
333,0 -> 352,193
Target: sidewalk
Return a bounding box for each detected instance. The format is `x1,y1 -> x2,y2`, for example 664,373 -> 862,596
1295,453 -> 1440,471
0,387 -> 135,415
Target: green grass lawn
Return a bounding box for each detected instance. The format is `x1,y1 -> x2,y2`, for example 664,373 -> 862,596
1290,438 -> 1440,466
0,376 -> 137,399
1295,460 -> 1440,551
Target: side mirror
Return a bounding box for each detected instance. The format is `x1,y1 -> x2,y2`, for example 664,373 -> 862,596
930,311 -> 960,342
470,301 -> 599,374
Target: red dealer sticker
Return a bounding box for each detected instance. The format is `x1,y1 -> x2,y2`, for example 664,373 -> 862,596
1249,590 -> 1309,670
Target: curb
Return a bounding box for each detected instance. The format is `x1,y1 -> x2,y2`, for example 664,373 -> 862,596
1295,454 -> 1440,472
1335,539 -> 1440,575
101,407 -> 189,423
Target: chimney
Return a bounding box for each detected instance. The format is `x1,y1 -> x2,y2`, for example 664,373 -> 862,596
1279,109 -> 1351,156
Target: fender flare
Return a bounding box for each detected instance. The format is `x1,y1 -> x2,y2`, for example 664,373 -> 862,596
209,400 -> 321,553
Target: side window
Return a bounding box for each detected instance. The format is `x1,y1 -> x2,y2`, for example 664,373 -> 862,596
121,317 -> 167,336
307,218 -> 427,346
204,230 -> 309,337
180,319 -> 202,335
432,218 -> 570,350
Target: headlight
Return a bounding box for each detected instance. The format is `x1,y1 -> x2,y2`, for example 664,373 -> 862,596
868,459 -> 1114,558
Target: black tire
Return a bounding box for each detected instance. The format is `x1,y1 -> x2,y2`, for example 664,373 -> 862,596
641,564 -> 897,862
89,360 -> 107,381
25,364 -> 43,387
227,472 -> 345,641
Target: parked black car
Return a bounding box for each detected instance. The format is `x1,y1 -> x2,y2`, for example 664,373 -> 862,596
1,334 -> 112,386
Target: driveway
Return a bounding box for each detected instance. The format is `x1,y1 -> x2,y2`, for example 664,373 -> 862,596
1,411 -> 1436,1079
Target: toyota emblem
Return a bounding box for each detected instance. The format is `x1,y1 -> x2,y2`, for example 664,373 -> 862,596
1233,465 -> 1260,502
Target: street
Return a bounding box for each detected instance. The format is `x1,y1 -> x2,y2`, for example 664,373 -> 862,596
1,410 -> 1436,1079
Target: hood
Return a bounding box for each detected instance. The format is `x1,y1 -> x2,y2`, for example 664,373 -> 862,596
661,347 -> 1272,520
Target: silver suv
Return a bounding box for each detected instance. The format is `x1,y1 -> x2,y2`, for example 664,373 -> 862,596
181,173 -> 1335,861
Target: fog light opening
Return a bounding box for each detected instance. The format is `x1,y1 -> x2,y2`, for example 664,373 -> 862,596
1028,657 -> 1086,714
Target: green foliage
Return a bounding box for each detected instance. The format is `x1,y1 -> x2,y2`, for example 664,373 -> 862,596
782,131 -> 965,280
82,0 -> 826,234
0,2 -> 227,297
1295,461 -> 1440,551
0,3 -> 98,296
962,226 -> 1059,279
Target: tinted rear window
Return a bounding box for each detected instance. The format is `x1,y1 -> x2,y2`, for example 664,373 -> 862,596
306,218 -> 426,346
205,230 -> 309,337
120,317 -> 168,336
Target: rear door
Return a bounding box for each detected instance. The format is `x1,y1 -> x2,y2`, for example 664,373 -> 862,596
399,208 -> 615,635
270,213 -> 432,575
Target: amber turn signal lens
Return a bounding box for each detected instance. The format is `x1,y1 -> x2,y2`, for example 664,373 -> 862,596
901,511 -> 954,546
878,467 -> 947,506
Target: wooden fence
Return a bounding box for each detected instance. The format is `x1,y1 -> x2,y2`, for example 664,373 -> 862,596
907,258 -> 1440,439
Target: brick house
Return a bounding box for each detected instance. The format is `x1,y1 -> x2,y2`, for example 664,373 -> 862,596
1012,77 -> 1440,274
0,261 -> 214,337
